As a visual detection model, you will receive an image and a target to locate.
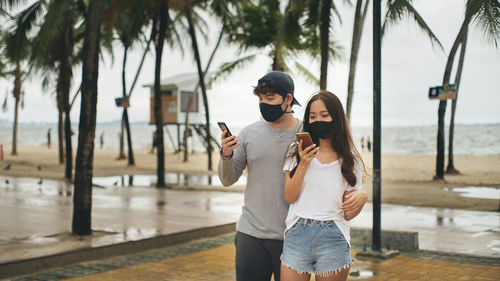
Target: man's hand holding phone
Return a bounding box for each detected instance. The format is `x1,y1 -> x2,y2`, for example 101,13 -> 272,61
219,122 -> 239,159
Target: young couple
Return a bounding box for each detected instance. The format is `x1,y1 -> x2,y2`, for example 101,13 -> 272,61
218,71 -> 368,281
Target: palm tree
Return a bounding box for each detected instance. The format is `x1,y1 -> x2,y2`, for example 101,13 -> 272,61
72,0 -> 103,236
1,0 -> 41,155
151,0 -> 169,187
183,1 -> 215,170
37,0 -> 78,180
436,0 -> 499,179
446,29 -> 467,175
106,0 -> 150,166
345,0 -> 444,120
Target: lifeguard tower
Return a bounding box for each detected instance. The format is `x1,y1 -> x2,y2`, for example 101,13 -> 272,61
143,73 -> 220,152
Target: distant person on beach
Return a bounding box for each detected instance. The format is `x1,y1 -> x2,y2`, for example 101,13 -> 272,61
47,128 -> 51,149
100,132 -> 104,149
281,91 -> 367,280
361,136 -> 365,151
218,71 -> 301,281
367,136 -> 372,152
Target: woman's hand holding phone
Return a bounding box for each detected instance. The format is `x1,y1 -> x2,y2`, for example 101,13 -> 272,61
297,140 -> 318,168
221,130 -> 239,158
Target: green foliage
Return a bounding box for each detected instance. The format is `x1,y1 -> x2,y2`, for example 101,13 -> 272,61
467,0 -> 500,47
382,0 -> 444,51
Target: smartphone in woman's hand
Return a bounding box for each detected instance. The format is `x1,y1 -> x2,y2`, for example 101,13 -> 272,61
296,132 -> 313,150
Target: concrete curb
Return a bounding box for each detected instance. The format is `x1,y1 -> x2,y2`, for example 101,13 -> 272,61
351,227 -> 419,251
0,223 -> 236,279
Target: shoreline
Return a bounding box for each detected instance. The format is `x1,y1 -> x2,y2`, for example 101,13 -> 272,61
1,145 -> 499,212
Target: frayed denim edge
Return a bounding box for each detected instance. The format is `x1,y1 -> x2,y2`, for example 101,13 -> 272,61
280,260 -> 354,278
314,261 -> 353,278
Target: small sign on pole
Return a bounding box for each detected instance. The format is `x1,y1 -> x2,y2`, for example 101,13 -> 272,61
115,97 -> 130,108
429,84 -> 456,100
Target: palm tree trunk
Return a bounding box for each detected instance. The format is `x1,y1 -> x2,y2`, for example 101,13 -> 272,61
11,64 -> 21,156
118,118 -> 126,159
346,0 -> 369,121
319,0 -> 331,90
152,0 -> 168,187
64,111 -> 72,180
271,50 -> 284,71
127,33 -> 153,98
447,27 -> 468,174
434,16 -> 470,180
61,16 -> 74,181
118,48 -> 128,161
58,109 -> 64,164
186,5 -> 212,170
11,96 -> 19,156
183,27 -> 224,162
121,45 -> 135,166
72,0 -> 102,236
123,108 -> 134,165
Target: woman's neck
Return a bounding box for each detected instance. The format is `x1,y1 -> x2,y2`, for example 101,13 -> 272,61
318,138 -> 335,152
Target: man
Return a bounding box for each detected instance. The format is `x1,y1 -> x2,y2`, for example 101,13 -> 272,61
218,71 -> 301,281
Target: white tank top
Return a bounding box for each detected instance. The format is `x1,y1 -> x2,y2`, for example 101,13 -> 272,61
283,143 -> 362,246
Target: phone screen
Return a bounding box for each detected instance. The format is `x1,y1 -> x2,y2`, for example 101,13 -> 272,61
218,122 -> 232,137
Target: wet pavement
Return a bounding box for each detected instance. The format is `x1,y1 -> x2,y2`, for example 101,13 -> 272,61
350,204 -> 500,256
0,175 -> 499,279
0,176 -> 243,264
5,234 -> 500,281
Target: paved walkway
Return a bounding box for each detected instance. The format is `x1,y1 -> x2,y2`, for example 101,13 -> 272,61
7,233 -> 500,281
1,175 -> 499,280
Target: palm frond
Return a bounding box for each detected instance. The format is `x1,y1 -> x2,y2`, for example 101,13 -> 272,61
468,0 -> 500,47
295,61 -> 319,86
330,0 -> 343,25
0,0 -> 28,10
382,0 -> 444,51
211,53 -> 257,85
329,39 -> 345,62
278,0 -> 304,49
192,7 -> 209,43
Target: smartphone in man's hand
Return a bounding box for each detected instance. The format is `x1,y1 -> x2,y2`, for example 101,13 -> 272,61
296,132 -> 314,150
218,122 -> 232,137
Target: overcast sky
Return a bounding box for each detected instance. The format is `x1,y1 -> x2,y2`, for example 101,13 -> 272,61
0,0 -> 499,127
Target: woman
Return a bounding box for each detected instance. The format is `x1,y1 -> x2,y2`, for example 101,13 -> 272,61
281,91 -> 368,281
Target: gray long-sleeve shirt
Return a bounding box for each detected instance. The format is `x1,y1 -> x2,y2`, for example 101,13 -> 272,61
218,119 -> 302,240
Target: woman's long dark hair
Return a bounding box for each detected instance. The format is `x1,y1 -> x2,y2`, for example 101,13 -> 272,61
287,90 -> 365,187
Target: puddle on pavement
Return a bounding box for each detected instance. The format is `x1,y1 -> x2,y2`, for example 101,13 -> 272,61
0,172 -> 247,193
444,186 -> 500,200
92,173 -> 247,188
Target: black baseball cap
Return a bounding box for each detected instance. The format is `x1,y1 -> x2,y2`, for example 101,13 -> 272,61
256,71 -> 301,106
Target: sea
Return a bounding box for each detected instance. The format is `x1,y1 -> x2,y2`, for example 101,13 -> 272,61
0,121 -> 499,156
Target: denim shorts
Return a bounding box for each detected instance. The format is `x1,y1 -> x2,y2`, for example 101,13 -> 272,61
281,218 -> 353,276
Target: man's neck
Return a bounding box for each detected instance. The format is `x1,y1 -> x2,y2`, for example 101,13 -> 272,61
268,113 -> 297,130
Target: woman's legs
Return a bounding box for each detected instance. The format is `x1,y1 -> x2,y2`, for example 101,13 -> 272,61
315,265 -> 350,281
280,264 -> 311,281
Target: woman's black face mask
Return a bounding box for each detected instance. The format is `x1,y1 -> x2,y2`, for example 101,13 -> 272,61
259,97 -> 288,122
309,121 -> 335,139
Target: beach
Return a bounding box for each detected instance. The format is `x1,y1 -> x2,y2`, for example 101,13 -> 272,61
0,145 -> 499,212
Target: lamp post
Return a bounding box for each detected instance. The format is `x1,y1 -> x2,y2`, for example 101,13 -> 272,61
372,0 -> 382,252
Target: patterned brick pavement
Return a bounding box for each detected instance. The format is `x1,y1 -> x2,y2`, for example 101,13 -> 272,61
8,233 -> 500,281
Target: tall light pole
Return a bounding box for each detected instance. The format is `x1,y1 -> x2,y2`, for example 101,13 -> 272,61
372,0 -> 382,252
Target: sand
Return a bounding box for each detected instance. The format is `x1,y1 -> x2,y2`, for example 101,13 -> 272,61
1,145 -> 499,211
